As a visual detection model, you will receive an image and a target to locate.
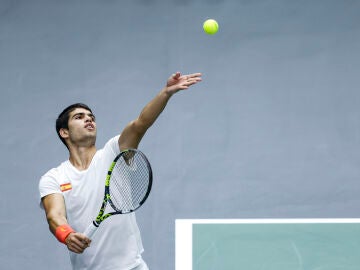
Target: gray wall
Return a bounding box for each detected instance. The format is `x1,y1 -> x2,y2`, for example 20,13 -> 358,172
1,0 -> 359,269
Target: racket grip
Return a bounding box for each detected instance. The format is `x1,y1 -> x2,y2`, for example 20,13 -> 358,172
83,222 -> 98,239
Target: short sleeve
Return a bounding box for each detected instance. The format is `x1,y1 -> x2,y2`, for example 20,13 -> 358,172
38,169 -> 62,208
102,135 -> 121,157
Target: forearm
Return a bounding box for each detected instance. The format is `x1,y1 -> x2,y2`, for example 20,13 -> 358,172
42,194 -> 90,251
137,88 -> 172,132
46,212 -> 68,235
136,72 -> 202,130
119,88 -> 173,150
45,208 -> 90,252
119,72 -> 201,150
42,194 -> 68,235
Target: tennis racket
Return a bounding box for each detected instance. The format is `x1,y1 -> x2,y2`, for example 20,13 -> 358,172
83,149 -> 152,238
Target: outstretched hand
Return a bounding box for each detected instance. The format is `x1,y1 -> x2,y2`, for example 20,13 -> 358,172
165,72 -> 202,95
118,71 -> 202,150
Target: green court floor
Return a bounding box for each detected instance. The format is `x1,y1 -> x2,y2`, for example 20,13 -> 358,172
193,221 -> 360,270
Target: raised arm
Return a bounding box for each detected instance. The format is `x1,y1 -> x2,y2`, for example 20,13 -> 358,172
119,72 -> 202,150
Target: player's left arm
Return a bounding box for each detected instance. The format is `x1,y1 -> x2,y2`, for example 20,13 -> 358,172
119,72 -> 202,150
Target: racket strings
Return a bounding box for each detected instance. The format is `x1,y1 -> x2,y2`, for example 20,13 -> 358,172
109,152 -> 150,212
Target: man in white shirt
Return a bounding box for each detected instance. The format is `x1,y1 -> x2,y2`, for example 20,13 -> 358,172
39,72 -> 202,270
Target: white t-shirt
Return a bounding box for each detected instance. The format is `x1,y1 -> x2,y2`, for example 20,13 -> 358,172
39,136 -> 144,270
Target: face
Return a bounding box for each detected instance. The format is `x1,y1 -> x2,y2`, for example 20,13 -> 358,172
60,108 -> 97,148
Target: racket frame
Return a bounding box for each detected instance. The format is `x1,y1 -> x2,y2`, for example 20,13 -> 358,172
84,149 -> 152,238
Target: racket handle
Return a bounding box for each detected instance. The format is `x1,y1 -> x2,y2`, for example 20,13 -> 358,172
83,222 -> 98,239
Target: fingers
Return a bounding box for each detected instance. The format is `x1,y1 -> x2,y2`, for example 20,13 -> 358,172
182,73 -> 202,87
185,73 -> 202,78
171,72 -> 202,81
166,71 -> 202,93
65,233 -> 91,254
186,73 -> 202,82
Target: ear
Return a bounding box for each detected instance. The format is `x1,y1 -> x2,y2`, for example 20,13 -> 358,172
59,128 -> 69,139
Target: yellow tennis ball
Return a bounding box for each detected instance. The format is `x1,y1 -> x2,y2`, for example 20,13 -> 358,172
203,19 -> 219,35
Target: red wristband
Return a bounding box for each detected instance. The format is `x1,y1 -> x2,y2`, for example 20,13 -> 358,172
55,224 -> 75,244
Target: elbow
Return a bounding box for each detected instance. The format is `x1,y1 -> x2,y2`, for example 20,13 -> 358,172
119,120 -> 147,150
130,119 -> 148,136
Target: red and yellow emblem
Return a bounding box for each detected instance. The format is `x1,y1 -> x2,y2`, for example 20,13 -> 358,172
60,183 -> 72,192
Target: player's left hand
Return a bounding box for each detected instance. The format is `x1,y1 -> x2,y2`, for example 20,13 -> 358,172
165,72 -> 202,95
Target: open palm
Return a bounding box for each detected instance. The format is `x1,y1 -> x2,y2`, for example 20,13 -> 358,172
166,72 -> 202,95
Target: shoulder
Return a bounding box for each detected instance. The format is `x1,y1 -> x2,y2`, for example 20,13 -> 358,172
91,135 -> 120,169
101,135 -> 120,156
38,162 -> 69,205
39,161 -> 69,187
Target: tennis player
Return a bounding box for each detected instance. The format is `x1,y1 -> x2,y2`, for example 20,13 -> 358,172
38,72 -> 202,270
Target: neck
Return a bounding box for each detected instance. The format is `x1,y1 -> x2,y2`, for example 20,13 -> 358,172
68,145 -> 97,171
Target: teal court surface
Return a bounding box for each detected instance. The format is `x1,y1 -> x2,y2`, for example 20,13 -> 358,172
175,219 -> 360,270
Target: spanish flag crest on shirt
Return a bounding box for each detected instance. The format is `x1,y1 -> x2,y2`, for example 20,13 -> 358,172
60,182 -> 72,192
